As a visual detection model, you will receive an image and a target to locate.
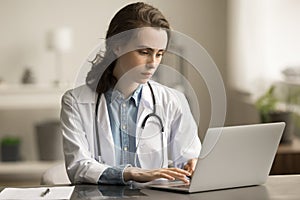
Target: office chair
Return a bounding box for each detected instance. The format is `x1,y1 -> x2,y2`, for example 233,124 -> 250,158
41,162 -> 71,185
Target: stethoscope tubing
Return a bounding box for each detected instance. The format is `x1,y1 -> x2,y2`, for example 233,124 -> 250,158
94,81 -> 165,167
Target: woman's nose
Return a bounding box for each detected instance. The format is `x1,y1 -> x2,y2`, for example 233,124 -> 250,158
146,55 -> 158,68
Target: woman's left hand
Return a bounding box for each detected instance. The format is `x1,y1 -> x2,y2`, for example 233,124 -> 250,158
183,158 -> 198,175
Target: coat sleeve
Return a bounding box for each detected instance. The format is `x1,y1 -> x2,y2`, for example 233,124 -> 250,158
168,91 -> 202,168
60,90 -> 109,184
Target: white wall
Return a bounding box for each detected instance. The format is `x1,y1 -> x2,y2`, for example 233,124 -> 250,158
227,0 -> 300,125
0,0 -> 126,85
0,0 -> 227,160
266,0 -> 300,81
228,0 -> 300,95
0,0 -> 227,86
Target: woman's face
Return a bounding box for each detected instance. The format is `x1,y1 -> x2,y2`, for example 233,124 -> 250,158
113,27 -> 168,84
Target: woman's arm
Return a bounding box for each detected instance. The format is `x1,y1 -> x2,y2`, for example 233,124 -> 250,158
61,90 -> 109,184
98,165 -> 131,184
169,91 -> 202,170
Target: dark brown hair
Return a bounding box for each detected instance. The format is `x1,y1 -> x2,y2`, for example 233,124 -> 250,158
86,2 -> 170,94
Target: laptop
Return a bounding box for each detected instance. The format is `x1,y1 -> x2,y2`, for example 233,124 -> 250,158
149,122 -> 285,193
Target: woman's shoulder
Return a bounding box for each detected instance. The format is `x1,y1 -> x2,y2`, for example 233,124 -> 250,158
148,81 -> 190,113
62,84 -> 96,103
147,81 -> 187,110
149,80 -> 185,98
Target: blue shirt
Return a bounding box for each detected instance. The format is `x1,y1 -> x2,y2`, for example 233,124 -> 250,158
98,85 -> 143,184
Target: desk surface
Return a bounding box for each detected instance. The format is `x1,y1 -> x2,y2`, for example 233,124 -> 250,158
1,175 -> 299,199
72,175 -> 300,199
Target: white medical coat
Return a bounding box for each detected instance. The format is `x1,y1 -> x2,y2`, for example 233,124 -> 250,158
61,81 -> 201,184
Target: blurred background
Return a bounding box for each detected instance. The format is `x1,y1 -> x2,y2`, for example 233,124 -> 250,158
0,0 -> 300,186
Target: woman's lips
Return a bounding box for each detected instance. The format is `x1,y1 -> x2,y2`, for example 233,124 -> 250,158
142,72 -> 152,77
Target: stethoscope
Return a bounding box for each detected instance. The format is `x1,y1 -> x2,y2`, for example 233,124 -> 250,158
94,81 -> 165,168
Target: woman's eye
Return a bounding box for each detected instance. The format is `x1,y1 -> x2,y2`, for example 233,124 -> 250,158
156,52 -> 164,57
137,49 -> 164,57
138,50 -> 149,55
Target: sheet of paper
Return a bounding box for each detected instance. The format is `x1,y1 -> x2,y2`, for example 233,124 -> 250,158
0,186 -> 75,200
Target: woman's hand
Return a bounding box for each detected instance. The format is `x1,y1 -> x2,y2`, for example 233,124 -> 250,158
123,167 -> 191,183
183,158 -> 198,175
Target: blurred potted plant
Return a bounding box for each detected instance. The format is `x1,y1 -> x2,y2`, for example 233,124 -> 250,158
255,85 -> 293,143
0,136 -> 21,162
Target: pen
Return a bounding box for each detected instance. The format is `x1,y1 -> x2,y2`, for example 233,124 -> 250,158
40,188 -> 50,197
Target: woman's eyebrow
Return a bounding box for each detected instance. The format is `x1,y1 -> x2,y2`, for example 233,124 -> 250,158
136,45 -> 166,51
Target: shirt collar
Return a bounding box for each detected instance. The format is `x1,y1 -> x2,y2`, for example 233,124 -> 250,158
105,84 -> 143,107
131,84 -> 143,107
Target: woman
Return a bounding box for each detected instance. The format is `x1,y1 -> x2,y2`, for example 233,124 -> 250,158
61,2 -> 201,185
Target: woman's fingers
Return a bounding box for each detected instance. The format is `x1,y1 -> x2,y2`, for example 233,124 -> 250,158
166,168 -> 191,177
154,168 -> 191,183
124,167 -> 191,183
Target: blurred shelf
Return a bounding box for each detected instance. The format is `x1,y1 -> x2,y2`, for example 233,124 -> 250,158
277,79 -> 300,86
0,161 -> 62,186
0,84 -> 70,109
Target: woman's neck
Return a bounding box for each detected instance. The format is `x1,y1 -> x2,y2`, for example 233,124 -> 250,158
113,61 -> 140,99
115,81 -> 139,99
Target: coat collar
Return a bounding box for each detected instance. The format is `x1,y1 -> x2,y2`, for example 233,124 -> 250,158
140,82 -> 154,110
72,83 -> 153,107
70,84 -> 97,103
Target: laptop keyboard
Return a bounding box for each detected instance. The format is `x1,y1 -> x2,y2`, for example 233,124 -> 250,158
170,184 -> 190,188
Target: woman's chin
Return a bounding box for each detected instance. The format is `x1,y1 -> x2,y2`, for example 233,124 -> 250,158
136,78 -> 150,84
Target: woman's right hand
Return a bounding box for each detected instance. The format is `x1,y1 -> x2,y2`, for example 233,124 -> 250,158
123,167 -> 191,183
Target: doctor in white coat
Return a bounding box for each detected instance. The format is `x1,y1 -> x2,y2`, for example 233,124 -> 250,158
61,2 -> 201,185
